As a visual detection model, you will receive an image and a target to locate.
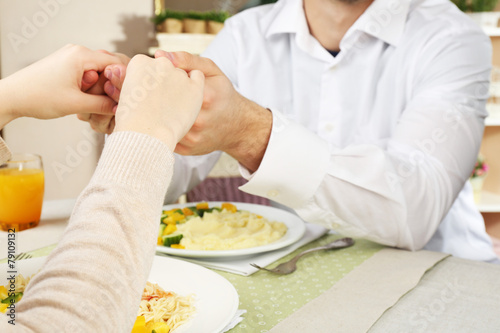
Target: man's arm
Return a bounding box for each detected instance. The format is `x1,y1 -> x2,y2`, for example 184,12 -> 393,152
240,28 -> 490,251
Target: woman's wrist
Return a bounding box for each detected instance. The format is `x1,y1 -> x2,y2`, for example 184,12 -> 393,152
0,78 -> 19,129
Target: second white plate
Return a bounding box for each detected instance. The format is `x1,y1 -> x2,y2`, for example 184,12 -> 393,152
156,202 -> 306,258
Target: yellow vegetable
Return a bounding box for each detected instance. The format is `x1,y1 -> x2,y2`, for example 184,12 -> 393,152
0,303 -> 8,314
131,316 -> 147,333
162,212 -> 185,225
196,202 -> 209,210
151,322 -> 170,333
145,321 -> 154,331
162,224 -> 177,236
171,212 -> 185,222
170,244 -> 185,249
162,216 -> 173,225
221,202 -> 237,213
157,237 -> 163,245
182,207 -> 194,216
0,286 -> 8,300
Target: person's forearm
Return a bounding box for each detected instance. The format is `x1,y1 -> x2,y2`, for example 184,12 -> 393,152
0,79 -> 18,129
14,132 -> 174,332
225,97 -> 272,173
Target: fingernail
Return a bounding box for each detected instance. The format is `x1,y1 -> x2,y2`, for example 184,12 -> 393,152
165,52 -> 175,61
104,68 -> 112,80
113,67 -> 121,78
82,73 -> 94,85
155,50 -> 168,57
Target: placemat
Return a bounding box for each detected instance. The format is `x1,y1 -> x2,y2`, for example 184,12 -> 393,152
268,248 -> 449,333
220,235 -> 385,332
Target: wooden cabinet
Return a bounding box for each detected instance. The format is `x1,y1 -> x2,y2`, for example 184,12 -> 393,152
480,29 -> 500,238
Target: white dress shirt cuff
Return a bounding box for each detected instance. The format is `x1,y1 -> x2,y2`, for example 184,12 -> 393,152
239,110 -> 330,208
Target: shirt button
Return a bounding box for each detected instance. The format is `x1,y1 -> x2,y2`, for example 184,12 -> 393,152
324,123 -> 335,132
267,190 -> 279,198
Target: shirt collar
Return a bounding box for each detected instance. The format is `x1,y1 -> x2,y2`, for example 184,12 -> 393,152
263,0 -> 411,46
263,0 -> 307,38
352,0 -> 411,46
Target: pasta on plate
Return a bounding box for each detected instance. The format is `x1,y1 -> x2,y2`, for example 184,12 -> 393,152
132,281 -> 195,333
0,273 -> 33,312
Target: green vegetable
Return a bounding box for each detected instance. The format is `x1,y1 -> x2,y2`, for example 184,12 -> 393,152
162,234 -> 183,247
1,292 -> 22,304
186,206 -> 200,216
158,223 -> 166,238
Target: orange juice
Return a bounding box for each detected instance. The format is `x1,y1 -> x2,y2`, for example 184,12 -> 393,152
0,168 -> 44,231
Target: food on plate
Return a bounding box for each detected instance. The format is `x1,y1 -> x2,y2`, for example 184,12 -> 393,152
157,202 -> 287,250
0,273 -> 33,313
1,275 -> 194,333
132,281 -> 195,333
0,274 -> 195,333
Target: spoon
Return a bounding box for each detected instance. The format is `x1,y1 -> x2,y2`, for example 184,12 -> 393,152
250,237 -> 354,275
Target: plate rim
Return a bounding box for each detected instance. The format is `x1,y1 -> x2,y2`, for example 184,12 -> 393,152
156,201 -> 306,258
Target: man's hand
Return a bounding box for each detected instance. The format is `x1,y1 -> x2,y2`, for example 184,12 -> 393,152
155,50 -> 273,172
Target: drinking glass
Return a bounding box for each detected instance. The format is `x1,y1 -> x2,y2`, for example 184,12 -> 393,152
0,153 -> 44,231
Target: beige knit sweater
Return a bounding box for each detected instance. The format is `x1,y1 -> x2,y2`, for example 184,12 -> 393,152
0,131 -> 174,332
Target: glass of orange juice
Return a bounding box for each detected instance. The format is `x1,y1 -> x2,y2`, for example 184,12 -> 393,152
0,154 -> 44,231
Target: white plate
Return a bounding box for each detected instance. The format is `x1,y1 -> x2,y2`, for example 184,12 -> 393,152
156,201 -> 306,258
0,256 -> 239,333
147,256 -> 239,333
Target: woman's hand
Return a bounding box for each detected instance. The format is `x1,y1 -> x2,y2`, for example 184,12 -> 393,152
0,44 -> 126,128
114,55 -> 205,150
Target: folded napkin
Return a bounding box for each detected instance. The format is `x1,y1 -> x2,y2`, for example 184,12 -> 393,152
222,309 -> 246,332
156,223 -> 329,276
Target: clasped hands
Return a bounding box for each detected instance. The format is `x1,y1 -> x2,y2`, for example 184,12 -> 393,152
1,44 -> 272,171
79,48 -> 272,172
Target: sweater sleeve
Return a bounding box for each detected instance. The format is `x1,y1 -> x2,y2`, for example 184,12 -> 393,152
1,131 -> 174,332
0,137 -> 11,164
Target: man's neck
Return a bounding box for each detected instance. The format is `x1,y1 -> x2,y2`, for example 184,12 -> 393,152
304,0 -> 374,51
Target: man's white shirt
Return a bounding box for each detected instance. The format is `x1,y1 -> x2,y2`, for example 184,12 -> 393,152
166,0 -> 498,262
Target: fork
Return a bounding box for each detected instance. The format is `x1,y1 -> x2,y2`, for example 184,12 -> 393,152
250,237 -> 354,275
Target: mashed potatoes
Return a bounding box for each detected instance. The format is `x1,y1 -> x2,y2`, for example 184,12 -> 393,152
176,209 -> 287,250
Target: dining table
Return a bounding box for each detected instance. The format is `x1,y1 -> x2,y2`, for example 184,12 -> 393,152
1,199 -> 500,333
